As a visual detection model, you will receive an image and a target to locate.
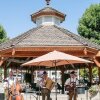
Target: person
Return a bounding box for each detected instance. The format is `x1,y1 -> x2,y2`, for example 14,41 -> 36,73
41,71 -> 54,100
37,71 -> 44,88
65,71 -> 79,100
9,78 -> 24,100
3,71 -> 15,100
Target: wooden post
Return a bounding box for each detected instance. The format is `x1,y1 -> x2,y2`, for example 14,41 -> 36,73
4,60 -> 12,79
88,64 -> 92,85
31,67 -> 34,83
61,68 -> 64,94
21,68 -> 23,83
4,65 -> 7,79
98,67 -> 100,84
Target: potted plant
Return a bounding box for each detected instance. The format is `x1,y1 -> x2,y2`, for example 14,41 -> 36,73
88,85 -> 98,98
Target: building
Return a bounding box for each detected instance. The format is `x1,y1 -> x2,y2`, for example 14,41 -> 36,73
0,0 -> 100,86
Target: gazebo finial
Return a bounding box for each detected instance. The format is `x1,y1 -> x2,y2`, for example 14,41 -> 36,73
45,0 -> 51,6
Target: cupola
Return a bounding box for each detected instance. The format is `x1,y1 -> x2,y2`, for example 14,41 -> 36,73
31,0 -> 66,26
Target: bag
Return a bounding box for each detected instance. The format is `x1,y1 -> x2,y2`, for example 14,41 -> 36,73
65,85 -> 74,91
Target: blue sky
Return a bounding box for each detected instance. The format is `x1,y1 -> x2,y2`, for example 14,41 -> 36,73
0,0 -> 99,38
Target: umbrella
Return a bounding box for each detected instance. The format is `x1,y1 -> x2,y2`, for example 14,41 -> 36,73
22,50 -> 92,67
22,50 -> 92,100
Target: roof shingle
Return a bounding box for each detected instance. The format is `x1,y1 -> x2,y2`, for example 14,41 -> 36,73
0,25 -> 100,50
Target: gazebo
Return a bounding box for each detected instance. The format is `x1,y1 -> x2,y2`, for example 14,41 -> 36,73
0,0 -> 100,89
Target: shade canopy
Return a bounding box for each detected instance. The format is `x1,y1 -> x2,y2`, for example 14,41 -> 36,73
22,50 -> 92,67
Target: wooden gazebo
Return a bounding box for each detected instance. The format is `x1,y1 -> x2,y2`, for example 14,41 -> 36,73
0,0 -> 100,87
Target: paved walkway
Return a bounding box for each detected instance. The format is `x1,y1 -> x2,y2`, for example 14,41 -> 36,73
22,91 -> 100,100
0,82 -> 100,100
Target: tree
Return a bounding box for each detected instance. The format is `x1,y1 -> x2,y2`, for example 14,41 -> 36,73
0,25 -> 8,43
80,67 -> 98,82
78,4 -> 100,44
80,68 -> 89,79
92,67 -> 98,78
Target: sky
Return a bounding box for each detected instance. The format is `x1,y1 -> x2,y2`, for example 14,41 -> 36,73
0,0 -> 99,38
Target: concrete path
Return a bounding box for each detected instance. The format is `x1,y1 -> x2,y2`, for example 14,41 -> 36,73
0,82 -> 100,100
22,91 -> 100,100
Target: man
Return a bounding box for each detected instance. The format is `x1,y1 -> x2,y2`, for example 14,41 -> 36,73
37,71 -> 44,88
4,71 -> 15,100
65,71 -> 78,100
41,71 -> 54,100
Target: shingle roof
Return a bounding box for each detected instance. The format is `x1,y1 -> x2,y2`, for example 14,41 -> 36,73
31,7 -> 66,23
0,25 -> 100,50
31,7 -> 66,17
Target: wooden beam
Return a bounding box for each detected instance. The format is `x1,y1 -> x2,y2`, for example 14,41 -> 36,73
93,56 -> 100,67
86,48 -> 98,54
7,58 -> 27,64
12,48 -> 15,56
0,48 -> 12,54
15,46 -> 85,51
0,46 -> 86,54
0,46 -> 97,59
0,60 -> 4,66
96,51 -> 100,57
1,50 -> 95,58
84,48 -> 87,55
0,57 -> 4,66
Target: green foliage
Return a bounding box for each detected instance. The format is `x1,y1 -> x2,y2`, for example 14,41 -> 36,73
78,4 -> 100,44
80,68 -> 89,79
0,25 -> 9,43
92,67 -> 98,78
89,85 -> 98,97
80,67 -> 98,79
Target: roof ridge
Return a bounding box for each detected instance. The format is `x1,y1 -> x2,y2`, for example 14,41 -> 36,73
54,25 -> 100,49
54,25 -> 85,44
65,29 -> 100,49
0,25 -> 43,50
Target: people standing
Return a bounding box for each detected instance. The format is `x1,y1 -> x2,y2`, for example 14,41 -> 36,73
65,71 -> 79,100
41,71 -> 54,100
3,71 -> 15,100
